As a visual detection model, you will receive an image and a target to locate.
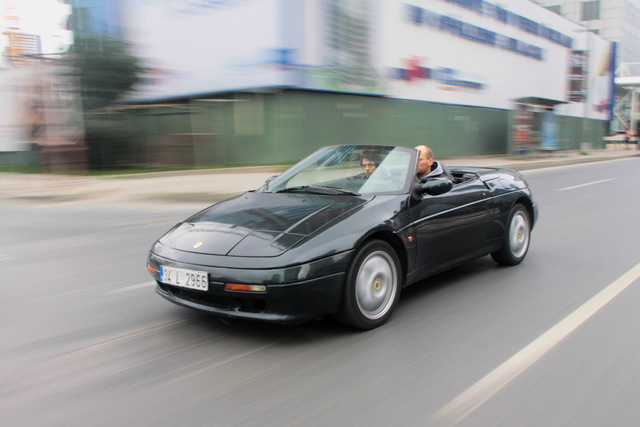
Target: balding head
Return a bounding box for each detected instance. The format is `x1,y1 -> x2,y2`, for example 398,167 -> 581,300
415,145 -> 435,180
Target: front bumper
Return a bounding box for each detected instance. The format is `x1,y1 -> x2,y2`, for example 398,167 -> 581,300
148,250 -> 351,323
155,272 -> 344,323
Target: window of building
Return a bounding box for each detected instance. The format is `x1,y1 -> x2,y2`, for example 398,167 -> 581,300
581,1 -> 600,21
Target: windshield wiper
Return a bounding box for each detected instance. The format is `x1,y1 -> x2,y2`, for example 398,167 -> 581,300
276,185 -> 359,196
320,186 -> 360,196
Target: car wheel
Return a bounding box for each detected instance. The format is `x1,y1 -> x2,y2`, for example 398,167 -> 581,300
336,240 -> 401,329
491,204 -> 531,265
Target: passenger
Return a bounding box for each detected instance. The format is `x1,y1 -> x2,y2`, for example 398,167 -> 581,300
360,151 -> 379,178
415,145 -> 452,183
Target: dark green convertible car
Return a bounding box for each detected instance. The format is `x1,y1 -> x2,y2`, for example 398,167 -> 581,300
147,145 -> 537,329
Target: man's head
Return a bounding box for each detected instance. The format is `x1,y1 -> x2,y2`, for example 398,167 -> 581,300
415,145 -> 434,180
361,152 -> 379,177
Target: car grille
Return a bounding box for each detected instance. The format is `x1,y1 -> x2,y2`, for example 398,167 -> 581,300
158,282 -> 266,313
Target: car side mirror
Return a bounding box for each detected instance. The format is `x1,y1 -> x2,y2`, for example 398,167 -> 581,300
410,177 -> 453,201
424,178 -> 453,196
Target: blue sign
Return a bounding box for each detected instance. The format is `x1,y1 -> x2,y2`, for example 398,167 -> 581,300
406,2 -> 575,61
541,112 -> 559,151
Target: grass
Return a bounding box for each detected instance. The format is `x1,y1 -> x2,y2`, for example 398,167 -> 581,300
87,163 -> 289,176
1,163 -> 289,176
0,164 -> 43,174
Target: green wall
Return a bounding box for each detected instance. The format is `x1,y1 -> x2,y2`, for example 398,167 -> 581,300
124,89 -> 606,168
2,90 -> 607,171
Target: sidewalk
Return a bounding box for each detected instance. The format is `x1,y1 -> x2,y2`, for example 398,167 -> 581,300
1,149 -> 639,204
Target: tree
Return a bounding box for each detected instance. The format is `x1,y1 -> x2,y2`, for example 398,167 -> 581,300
68,37 -> 144,112
66,38 -> 145,169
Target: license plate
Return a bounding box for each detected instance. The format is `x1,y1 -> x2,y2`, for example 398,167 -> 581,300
160,266 -> 208,291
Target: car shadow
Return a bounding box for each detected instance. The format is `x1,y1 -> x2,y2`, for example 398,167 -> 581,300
399,256 -> 501,303
173,307 -> 351,344
171,256 -> 507,342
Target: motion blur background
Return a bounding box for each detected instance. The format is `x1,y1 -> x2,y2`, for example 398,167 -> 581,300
1,0 -> 639,173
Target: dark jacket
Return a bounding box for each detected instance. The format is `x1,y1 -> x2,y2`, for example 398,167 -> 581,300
419,161 -> 453,183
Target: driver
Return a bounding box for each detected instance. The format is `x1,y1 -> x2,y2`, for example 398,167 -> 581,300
415,145 -> 452,182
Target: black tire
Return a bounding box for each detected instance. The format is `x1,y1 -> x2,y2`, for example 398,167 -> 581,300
491,204 -> 531,266
336,240 -> 402,329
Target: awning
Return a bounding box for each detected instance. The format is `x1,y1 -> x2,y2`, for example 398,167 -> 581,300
512,97 -> 568,108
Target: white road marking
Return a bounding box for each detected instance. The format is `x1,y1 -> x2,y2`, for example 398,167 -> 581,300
557,178 -> 614,191
112,218 -> 179,228
521,157 -> 637,175
104,281 -> 156,295
431,261 -> 640,425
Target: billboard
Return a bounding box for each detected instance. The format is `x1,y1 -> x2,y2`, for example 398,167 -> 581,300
124,0 -> 296,100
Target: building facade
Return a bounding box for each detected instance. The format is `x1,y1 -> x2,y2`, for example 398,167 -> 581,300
0,0 -> 82,172
67,0 -> 617,168
533,0 -> 640,133
533,0 -> 640,64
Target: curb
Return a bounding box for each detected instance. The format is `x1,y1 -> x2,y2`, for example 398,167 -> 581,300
2,150 -> 639,204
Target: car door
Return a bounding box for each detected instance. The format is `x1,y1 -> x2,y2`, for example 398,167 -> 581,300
409,177 -> 492,276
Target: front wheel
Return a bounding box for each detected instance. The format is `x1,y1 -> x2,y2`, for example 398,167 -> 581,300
491,204 -> 531,265
336,240 -> 402,329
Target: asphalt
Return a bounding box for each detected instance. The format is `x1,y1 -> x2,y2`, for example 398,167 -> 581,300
2,148 -> 639,204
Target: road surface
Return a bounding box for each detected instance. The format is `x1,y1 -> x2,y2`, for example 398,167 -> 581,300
2,157 -> 640,426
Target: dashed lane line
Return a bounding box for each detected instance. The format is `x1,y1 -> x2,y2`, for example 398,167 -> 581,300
557,178 -> 614,192
104,281 -> 156,295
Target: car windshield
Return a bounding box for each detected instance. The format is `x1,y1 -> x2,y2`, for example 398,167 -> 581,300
262,145 -> 414,195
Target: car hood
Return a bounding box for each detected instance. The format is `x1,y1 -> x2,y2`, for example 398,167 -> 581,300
160,191 -> 371,257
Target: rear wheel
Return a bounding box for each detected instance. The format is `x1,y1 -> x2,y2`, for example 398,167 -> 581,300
491,204 -> 531,265
336,240 -> 401,329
